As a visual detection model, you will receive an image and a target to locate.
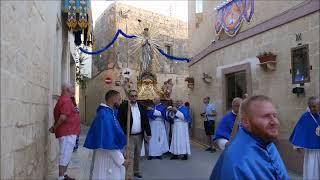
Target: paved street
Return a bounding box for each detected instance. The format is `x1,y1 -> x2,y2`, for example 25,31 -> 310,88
47,125 -> 302,180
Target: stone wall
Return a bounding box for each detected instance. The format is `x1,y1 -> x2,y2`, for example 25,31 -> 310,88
1,1 -> 71,178
81,3 -> 190,124
188,0 -> 305,56
92,3 -> 189,76
188,0 -> 319,173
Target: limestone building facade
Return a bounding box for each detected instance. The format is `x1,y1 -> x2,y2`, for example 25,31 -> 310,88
188,0 -> 319,173
80,3 -> 190,125
1,1 -> 91,178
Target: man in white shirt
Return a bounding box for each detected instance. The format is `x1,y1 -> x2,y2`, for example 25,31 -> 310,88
201,97 -> 217,153
117,90 -> 151,179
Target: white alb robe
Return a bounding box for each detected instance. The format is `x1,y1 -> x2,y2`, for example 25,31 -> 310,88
215,138 -> 229,150
165,120 -> 171,144
293,146 -> 320,180
169,111 -> 191,155
149,110 -> 169,156
303,149 -> 320,180
90,149 -> 125,180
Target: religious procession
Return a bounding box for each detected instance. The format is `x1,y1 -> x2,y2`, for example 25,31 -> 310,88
1,0 -> 320,180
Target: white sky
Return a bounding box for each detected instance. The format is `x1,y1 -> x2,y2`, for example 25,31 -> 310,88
91,0 -> 188,27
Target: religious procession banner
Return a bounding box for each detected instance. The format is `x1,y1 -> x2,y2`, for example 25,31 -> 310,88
215,0 -> 254,37
64,0 -> 89,30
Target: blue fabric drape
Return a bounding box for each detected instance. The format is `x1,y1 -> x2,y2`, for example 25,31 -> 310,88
79,29 -> 190,62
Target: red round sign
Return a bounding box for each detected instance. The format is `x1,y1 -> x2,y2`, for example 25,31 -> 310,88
105,77 -> 112,84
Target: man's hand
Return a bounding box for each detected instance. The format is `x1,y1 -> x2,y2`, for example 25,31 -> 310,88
123,159 -> 130,168
49,126 -> 55,133
145,136 -> 151,143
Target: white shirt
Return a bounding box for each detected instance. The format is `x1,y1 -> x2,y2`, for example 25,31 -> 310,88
203,103 -> 216,121
131,103 -> 142,134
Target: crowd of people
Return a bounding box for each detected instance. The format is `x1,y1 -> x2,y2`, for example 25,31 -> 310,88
49,83 -> 319,180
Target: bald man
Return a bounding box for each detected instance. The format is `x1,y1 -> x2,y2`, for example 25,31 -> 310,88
290,96 -> 320,180
50,83 -> 80,180
213,97 -> 242,150
168,100 -> 192,160
147,97 -> 169,160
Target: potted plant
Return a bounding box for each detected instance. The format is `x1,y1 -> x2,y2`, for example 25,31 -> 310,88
257,52 -> 277,64
185,77 -> 194,89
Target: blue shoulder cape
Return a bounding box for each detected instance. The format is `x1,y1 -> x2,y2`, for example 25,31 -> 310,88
148,103 -> 167,121
178,106 -> 192,123
289,112 -> 320,149
213,111 -> 237,141
84,104 -> 126,150
210,128 -> 288,180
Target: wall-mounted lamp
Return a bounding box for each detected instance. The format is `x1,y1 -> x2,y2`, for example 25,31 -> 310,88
202,73 -> 213,83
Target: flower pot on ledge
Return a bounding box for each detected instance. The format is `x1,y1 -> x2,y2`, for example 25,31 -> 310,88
185,77 -> 194,89
257,52 -> 277,71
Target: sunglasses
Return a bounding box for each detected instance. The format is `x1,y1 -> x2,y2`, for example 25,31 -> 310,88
130,94 -> 138,97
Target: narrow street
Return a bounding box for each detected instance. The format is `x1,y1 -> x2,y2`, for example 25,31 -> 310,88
47,125 -> 302,180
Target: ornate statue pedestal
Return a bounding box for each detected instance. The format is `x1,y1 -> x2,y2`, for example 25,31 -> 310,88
137,79 -> 162,100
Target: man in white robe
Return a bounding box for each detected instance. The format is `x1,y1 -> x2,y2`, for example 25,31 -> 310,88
290,96 -> 320,180
147,97 -> 169,160
84,90 -> 127,180
168,100 -> 192,160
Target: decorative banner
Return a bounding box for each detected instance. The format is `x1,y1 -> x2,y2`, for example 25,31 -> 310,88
215,0 -> 254,37
79,29 -> 190,62
66,0 -> 77,29
78,0 -> 88,29
64,0 -> 89,30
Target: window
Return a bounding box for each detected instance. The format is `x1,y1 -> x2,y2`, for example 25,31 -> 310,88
196,0 -> 203,13
165,45 -> 172,55
291,44 -> 310,84
226,71 -> 246,110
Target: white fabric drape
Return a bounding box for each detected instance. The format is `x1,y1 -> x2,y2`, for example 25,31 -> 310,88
91,149 -> 125,180
169,118 -> 191,155
303,149 -> 320,180
149,119 -> 169,156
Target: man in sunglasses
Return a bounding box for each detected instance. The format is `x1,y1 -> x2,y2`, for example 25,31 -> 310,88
117,90 -> 151,179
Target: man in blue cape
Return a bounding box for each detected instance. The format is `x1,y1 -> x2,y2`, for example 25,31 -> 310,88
147,97 -> 169,160
213,97 -> 242,150
168,100 -> 192,160
84,90 -> 126,179
289,96 -> 320,180
210,95 -> 288,180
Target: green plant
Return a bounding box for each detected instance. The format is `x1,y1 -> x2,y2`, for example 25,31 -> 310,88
76,53 -> 90,89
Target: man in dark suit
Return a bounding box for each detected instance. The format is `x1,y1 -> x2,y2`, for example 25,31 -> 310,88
117,90 -> 151,179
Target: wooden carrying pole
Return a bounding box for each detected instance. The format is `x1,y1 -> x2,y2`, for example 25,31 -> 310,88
125,102 -> 131,180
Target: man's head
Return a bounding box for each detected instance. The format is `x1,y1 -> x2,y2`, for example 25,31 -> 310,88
128,90 -> 138,104
203,97 -> 210,104
240,95 -> 280,142
243,93 -> 249,99
105,90 -> 121,108
153,97 -> 161,105
61,82 -> 73,97
232,97 -> 243,114
172,100 -> 182,107
308,96 -> 320,114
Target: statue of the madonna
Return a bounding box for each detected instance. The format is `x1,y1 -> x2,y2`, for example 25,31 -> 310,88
140,28 -> 153,73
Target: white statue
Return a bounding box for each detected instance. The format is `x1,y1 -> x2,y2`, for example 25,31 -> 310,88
140,28 -> 153,73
